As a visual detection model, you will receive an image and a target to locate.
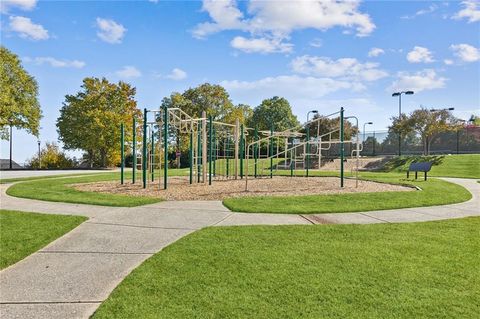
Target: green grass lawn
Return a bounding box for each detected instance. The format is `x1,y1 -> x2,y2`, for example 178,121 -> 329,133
0,210 -> 86,269
380,154 -> 480,179
5,169 -> 190,207
223,172 -> 471,214
0,172 -> 109,184
93,217 -> 480,319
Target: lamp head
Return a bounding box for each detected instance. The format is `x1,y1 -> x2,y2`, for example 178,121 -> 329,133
367,122 -> 373,125
405,91 -> 414,95
392,92 -> 400,97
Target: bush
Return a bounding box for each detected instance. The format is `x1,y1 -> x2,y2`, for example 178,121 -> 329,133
27,142 -> 76,169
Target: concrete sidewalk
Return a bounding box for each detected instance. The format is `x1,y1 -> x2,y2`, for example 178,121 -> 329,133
0,177 -> 478,318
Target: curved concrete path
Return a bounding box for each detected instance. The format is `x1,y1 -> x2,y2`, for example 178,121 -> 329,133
0,178 -> 478,318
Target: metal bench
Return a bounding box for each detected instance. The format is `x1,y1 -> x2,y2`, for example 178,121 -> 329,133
407,162 -> 433,181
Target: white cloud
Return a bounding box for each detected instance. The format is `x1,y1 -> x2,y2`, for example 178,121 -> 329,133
444,59 -> 454,65
368,47 -> 384,57
401,4 -> 438,19
0,0 -> 36,13
389,69 -> 447,93
406,46 -> 434,63
453,0 -> 480,22
115,66 -> 141,79
96,18 -> 126,44
309,38 -> 323,48
291,55 -> 388,82
166,68 -> 187,80
9,16 -> 49,40
221,75 -> 358,107
230,36 -> 293,54
450,43 -> 480,62
193,0 -> 375,54
25,56 -> 85,68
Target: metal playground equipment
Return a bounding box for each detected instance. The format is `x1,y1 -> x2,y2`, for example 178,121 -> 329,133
119,106 -> 362,190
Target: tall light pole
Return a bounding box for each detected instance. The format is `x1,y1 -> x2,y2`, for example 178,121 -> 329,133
363,122 -> 373,143
37,140 -> 41,169
306,110 -> 318,123
392,90 -> 414,156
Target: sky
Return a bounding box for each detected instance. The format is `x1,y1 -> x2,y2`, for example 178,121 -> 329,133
1,0 -> 479,164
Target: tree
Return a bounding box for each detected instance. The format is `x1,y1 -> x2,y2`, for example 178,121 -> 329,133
0,46 -> 42,140
391,107 -> 460,155
27,142 -> 75,169
57,77 -> 140,167
223,103 -> 253,125
248,96 -> 300,131
306,114 -> 358,140
176,83 -> 235,120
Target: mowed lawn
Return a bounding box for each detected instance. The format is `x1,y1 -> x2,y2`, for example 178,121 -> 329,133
93,217 -> 480,319
223,173 -> 471,214
0,210 -> 86,269
429,154 -> 480,178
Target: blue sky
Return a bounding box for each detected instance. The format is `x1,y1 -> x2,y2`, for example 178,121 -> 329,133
1,0 -> 479,163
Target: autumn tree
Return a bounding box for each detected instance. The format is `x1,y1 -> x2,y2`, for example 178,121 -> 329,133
0,46 -> 42,140
391,107 -> 460,155
57,77 -> 140,167
27,142 -> 75,169
248,96 -> 300,131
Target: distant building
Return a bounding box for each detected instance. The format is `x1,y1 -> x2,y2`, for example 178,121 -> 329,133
0,159 -> 23,169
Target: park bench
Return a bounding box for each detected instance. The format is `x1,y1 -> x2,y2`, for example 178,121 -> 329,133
406,162 -> 433,181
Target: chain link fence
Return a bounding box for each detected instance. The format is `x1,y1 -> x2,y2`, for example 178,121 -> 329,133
358,126 -> 480,156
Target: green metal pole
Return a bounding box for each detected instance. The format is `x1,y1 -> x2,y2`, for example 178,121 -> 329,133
340,107 -> 344,188
197,121 -> 201,183
240,124 -> 244,178
209,116 -> 213,185
132,117 -> 136,184
142,109 -> 147,189
151,128 -> 154,182
213,128 -> 216,176
254,127 -> 258,178
290,147 -> 294,177
306,128 -> 310,177
189,131 -> 193,184
163,106 -> 168,190
120,123 -> 124,185
270,123 -> 273,178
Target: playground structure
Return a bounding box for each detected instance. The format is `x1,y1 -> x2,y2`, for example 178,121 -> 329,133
119,107 -> 362,191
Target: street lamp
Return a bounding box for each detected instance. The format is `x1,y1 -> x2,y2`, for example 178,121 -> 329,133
363,122 -> 373,143
306,110 -> 318,123
392,90 -> 414,156
37,140 -> 41,169
430,107 -> 455,112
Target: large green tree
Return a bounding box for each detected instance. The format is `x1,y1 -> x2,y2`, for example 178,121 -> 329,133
174,83 -> 235,121
306,114 -> 358,140
248,96 -> 300,131
0,46 -> 42,140
57,77 -> 140,167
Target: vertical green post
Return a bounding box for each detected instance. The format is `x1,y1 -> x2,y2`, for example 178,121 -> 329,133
213,128 -> 216,176
270,123 -> 273,178
151,128 -> 154,182
306,128 -> 310,177
163,106 -> 168,190
132,117 -> 136,184
290,147 -> 294,177
208,116 -> 213,185
197,121 -> 201,183
189,131 -> 193,184
142,109 -> 147,189
254,127 -> 258,178
240,124 -> 244,178
120,123 -> 124,184
340,107 -> 344,188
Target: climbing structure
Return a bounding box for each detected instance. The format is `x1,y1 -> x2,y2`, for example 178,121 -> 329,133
120,106 -> 362,190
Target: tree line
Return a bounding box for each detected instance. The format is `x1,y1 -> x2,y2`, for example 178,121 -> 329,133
1,46 -> 477,168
